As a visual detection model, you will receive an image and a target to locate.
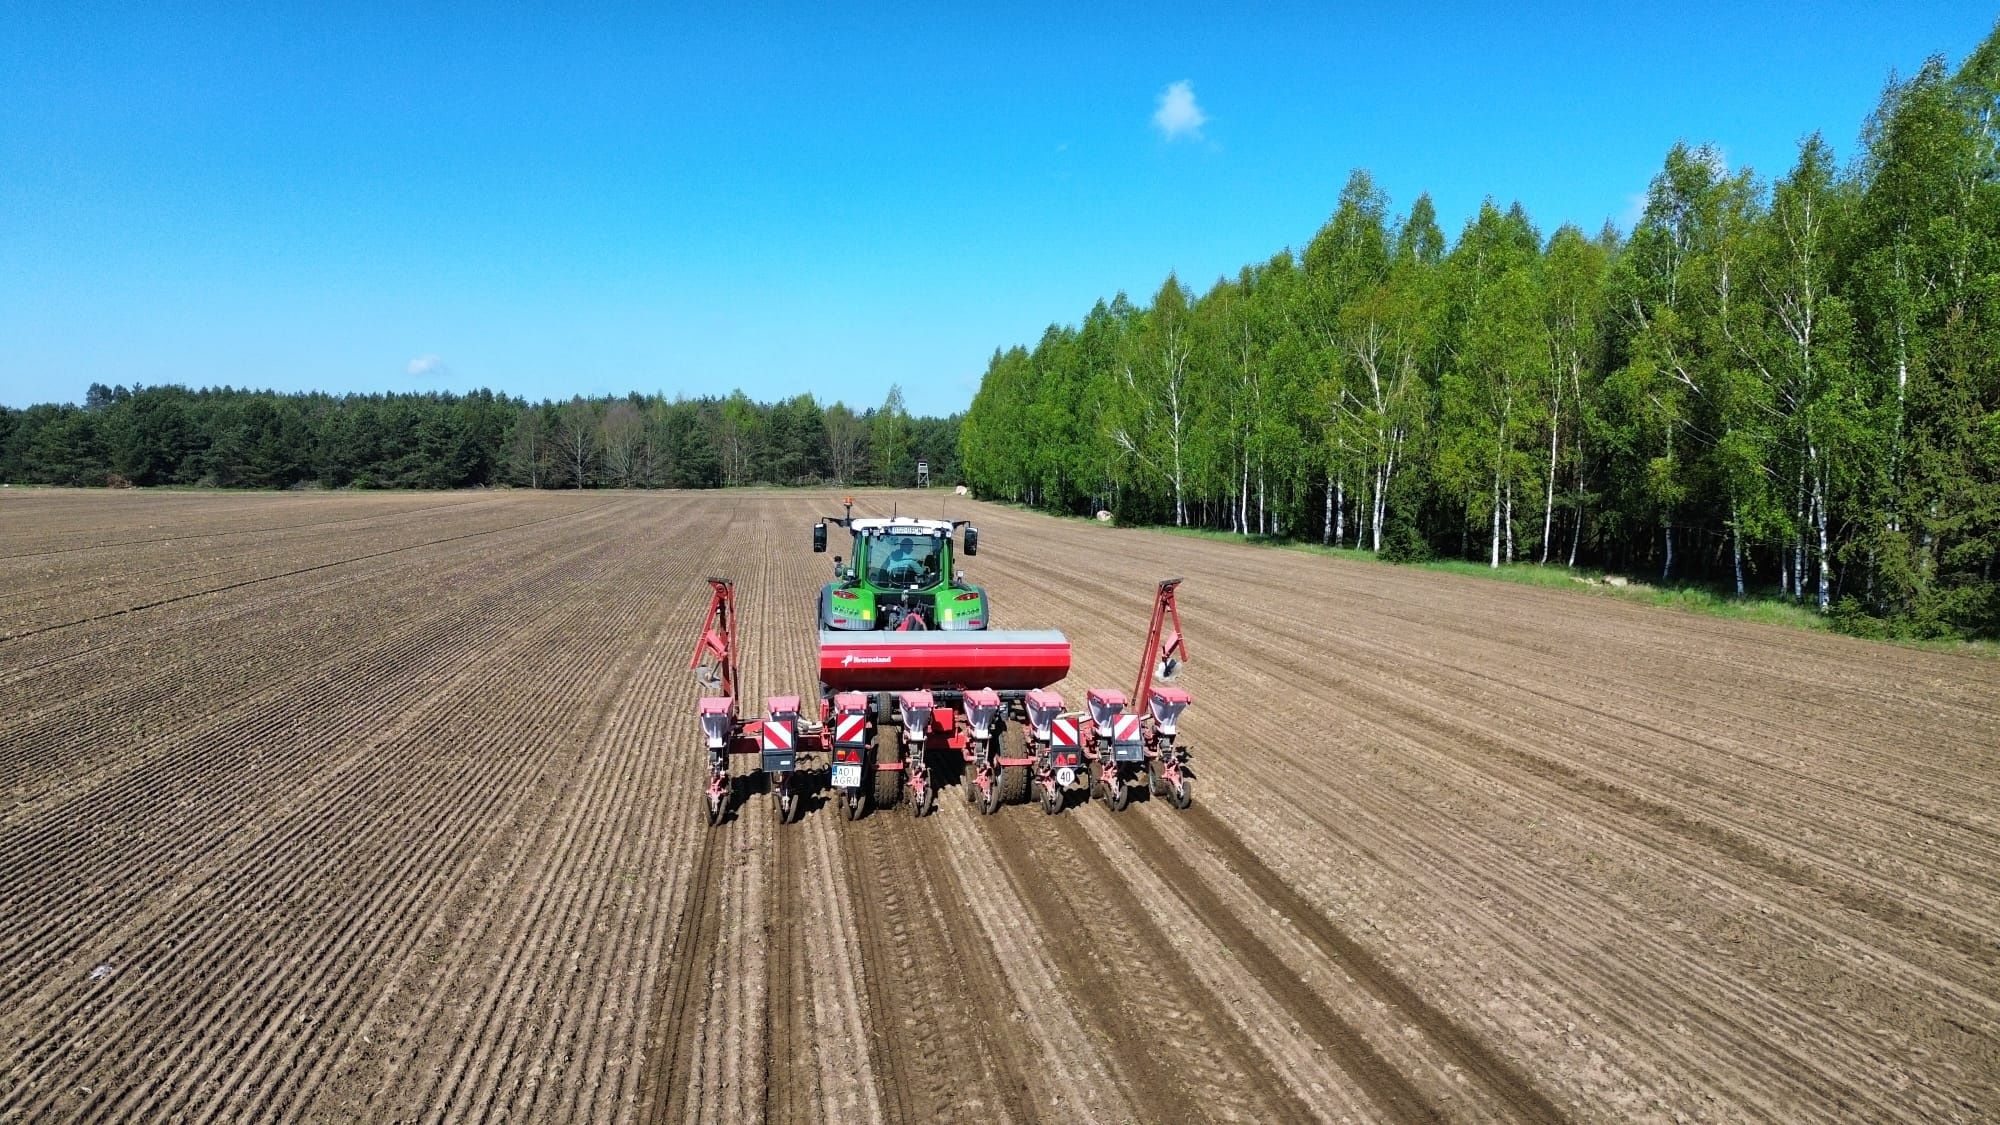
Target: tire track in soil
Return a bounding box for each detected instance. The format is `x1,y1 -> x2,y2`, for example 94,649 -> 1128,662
1195,701 -> 1944,1120
1219,599 -> 2000,980
0,494 -> 496,561
984,811 -> 1320,1124
832,812 -> 1036,1125
641,829 -> 727,1125
1164,807 -> 1570,1124
382,557 -> 700,1124
1144,580 -> 1994,1112
1364,666 -> 2000,977
0,502 -> 604,643
0,507 -> 624,823
1189,588 -> 2000,1086
0,526 -> 622,994
1003,520 -> 1982,1114
9,508 -> 674,1122
1047,812 -> 1378,1122
763,822 -> 808,1123
0,495 -> 619,693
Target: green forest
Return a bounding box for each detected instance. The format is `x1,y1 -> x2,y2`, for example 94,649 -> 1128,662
960,33 -> 2000,639
0,384 -> 958,493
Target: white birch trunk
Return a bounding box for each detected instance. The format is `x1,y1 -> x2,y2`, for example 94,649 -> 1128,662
1323,472 -> 1333,544
1541,400 -> 1560,564
1490,471 -> 1502,568
1812,452 -> 1831,611
1237,446 -> 1248,535
1731,503 -> 1745,597
1335,474 -> 1345,547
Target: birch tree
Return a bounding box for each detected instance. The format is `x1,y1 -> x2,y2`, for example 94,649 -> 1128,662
599,399 -> 645,487
550,397 -> 598,489
1113,275 -> 1196,525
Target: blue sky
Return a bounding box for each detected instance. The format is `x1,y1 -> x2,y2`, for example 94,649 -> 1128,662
3,3 -> 1994,416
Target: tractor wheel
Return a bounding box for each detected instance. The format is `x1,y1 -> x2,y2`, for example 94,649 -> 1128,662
872,766 -> 901,810
1040,781 -> 1063,816
1169,776 -> 1193,810
1105,777 -> 1131,812
706,787 -> 727,827
843,787 -> 867,821
872,728 -> 903,809
998,764 -> 1029,805
773,778 -> 799,824
912,781 -> 936,818
979,774 -> 1004,815
1149,767 -> 1169,798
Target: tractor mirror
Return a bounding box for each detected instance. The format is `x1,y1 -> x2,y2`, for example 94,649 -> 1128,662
963,526 -> 978,556
813,522 -> 827,553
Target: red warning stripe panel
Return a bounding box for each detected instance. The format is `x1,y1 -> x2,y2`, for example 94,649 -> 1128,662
1051,716 -> 1079,747
834,713 -> 867,744
1112,714 -> 1142,743
762,719 -> 795,752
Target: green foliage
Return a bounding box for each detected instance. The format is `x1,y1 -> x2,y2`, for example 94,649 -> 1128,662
960,21 -> 2000,639
1,384 -> 960,493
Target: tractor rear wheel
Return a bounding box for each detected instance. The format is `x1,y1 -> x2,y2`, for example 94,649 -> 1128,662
913,780 -> 936,818
1040,780 -> 1062,815
872,766 -> 901,810
1169,776 -> 1192,809
872,729 -> 903,809
998,764 -> 1029,805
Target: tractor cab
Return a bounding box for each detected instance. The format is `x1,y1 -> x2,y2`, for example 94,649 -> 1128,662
814,513 -> 987,631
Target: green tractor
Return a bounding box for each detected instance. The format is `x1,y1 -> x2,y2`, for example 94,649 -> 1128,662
813,506 -> 987,632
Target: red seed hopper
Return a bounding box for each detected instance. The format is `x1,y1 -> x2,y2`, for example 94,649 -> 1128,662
816,629 -> 1071,693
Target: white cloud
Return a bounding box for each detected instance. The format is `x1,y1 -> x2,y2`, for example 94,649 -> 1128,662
1152,80 -> 1206,141
406,353 -> 446,378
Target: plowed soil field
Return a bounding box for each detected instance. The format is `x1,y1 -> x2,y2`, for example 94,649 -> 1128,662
3,488 -> 1997,1123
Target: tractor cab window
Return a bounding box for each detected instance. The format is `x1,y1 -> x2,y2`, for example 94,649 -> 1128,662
867,533 -> 943,588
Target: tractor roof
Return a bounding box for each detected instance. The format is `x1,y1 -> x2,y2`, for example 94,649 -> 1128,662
850,518 -> 954,535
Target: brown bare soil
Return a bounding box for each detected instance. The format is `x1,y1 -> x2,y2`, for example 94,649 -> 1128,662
2,488 -> 1996,1123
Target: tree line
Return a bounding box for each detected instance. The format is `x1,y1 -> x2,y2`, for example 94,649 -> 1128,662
960,31 -> 2000,639
0,384 -> 959,491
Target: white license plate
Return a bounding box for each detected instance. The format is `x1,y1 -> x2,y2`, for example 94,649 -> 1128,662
832,764 -> 862,789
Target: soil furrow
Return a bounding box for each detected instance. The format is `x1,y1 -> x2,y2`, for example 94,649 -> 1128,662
639,829 -> 726,1124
